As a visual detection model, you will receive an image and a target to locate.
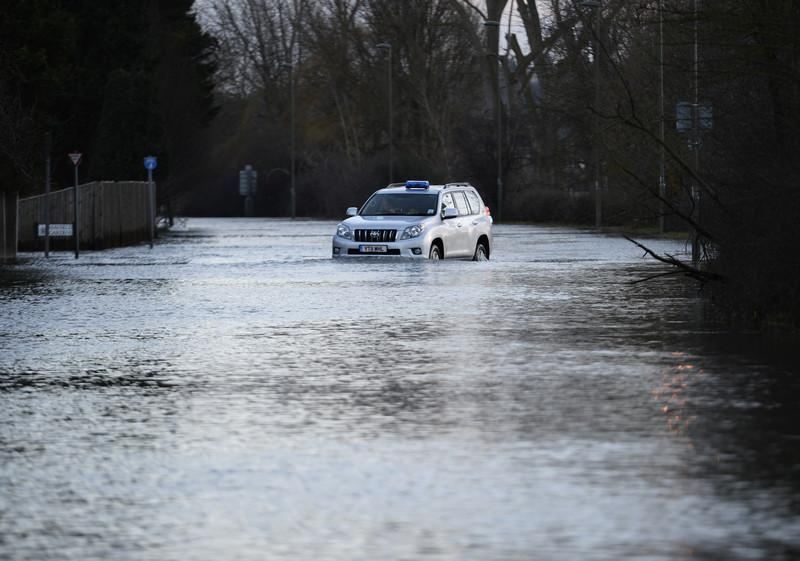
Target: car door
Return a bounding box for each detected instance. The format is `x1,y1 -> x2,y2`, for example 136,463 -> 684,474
450,191 -> 473,257
465,189 -> 489,249
440,192 -> 464,258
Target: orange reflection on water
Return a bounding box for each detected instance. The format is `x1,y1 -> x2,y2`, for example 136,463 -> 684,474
653,352 -> 702,438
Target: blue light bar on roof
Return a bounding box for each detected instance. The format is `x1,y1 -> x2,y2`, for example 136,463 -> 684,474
405,180 -> 430,189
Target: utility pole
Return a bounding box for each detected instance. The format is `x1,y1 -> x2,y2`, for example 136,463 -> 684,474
289,63 -> 296,220
658,0 -> 666,234
280,62 -> 297,220
376,43 -> 393,184
291,0 -> 301,217
581,0 -> 602,228
593,9 -> 601,229
691,0 -> 701,265
484,19 -> 503,223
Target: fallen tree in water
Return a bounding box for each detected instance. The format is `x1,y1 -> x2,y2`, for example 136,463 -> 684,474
624,235 -> 723,286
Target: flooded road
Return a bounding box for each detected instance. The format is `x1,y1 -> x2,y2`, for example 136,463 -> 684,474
1,218 -> 799,561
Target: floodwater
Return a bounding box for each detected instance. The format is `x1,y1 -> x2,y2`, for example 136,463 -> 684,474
1,218 -> 798,561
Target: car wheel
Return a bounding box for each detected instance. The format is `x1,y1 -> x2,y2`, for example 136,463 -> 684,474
429,243 -> 442,260
473,241 -> 489,261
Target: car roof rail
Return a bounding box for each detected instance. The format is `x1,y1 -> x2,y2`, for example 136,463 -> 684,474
386,182 -> 407,188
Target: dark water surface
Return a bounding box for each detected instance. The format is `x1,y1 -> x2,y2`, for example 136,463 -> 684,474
1,218 -> 798,561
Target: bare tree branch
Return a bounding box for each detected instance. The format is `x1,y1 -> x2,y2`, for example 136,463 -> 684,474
624,235 -> 723,284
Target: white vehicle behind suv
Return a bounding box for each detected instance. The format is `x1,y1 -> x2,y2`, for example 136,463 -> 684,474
332,180 -> 493,260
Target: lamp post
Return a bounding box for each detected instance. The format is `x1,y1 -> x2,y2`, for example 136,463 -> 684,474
483,19 -> 502,223
281,62 -> 296,220
581,0 -> 601,229
376,43 -> 393,184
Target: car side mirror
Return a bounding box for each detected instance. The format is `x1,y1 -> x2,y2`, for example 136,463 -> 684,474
442,207 -> 458,219
346,207 -> 358,217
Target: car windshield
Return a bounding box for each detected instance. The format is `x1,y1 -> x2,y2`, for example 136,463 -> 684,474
360,193 -> 439,216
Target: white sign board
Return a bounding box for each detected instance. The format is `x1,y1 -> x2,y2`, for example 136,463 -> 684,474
676,101 -> 713,133
239,165 -> 257,196
38,224 -> 73,237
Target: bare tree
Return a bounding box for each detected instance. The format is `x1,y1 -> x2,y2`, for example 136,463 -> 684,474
302,0 -> 371,164
205,0 -> 303,110
363,0 -> 479,176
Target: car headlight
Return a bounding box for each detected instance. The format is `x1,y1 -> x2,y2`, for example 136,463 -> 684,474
400,223 -> 424,240
336,223 -> 352,239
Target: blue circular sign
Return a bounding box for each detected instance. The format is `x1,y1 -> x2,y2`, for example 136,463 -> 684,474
144,156 -> 158,170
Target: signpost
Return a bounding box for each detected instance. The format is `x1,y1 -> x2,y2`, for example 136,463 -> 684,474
144,156 -> 157,248
239,165 -> 257,217
676,100 -> 713,264
44,133 -> 52,257
675,101 -> 712,138
68,152 -> 81,258
37,224 -> 73,237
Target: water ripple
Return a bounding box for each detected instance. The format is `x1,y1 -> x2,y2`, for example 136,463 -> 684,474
1,219 -> 798,561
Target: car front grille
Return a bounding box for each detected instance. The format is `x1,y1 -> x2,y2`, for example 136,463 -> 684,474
354,229 -> 397,242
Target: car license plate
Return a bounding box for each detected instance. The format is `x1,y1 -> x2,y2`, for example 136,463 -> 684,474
360,245 -> 388,253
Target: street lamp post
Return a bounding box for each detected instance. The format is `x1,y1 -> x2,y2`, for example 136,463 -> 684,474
376,43 -> 393,184
581,0 -> 602,229
281,62 -> 296,220
483,19 -> 502,223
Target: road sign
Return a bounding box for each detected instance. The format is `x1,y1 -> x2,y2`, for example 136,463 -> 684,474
144,156 -> 158,170
698,103 -> 713,131
37,224 -> 73,237
676,101 -> 713,133
239,165 -> 257,196
68,152 -> 82,166
675,102 -> 692,133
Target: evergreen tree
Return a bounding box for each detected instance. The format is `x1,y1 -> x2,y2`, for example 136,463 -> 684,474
0,0 -> 217,201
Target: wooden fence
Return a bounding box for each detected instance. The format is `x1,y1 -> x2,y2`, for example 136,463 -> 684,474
18,181 -> 152,252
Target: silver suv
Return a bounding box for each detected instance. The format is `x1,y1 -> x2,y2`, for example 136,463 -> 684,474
332,180 -> 493,260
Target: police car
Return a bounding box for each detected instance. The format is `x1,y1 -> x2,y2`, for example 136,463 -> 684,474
332,180 -> 492,260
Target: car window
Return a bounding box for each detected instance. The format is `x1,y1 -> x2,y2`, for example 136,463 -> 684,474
465,191 -> 482,215
452,191 -> 471,216
441,192 -> 455,213
360,193 -> 439,216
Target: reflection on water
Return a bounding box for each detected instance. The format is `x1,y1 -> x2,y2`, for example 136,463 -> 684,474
1,218 -> 799,561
